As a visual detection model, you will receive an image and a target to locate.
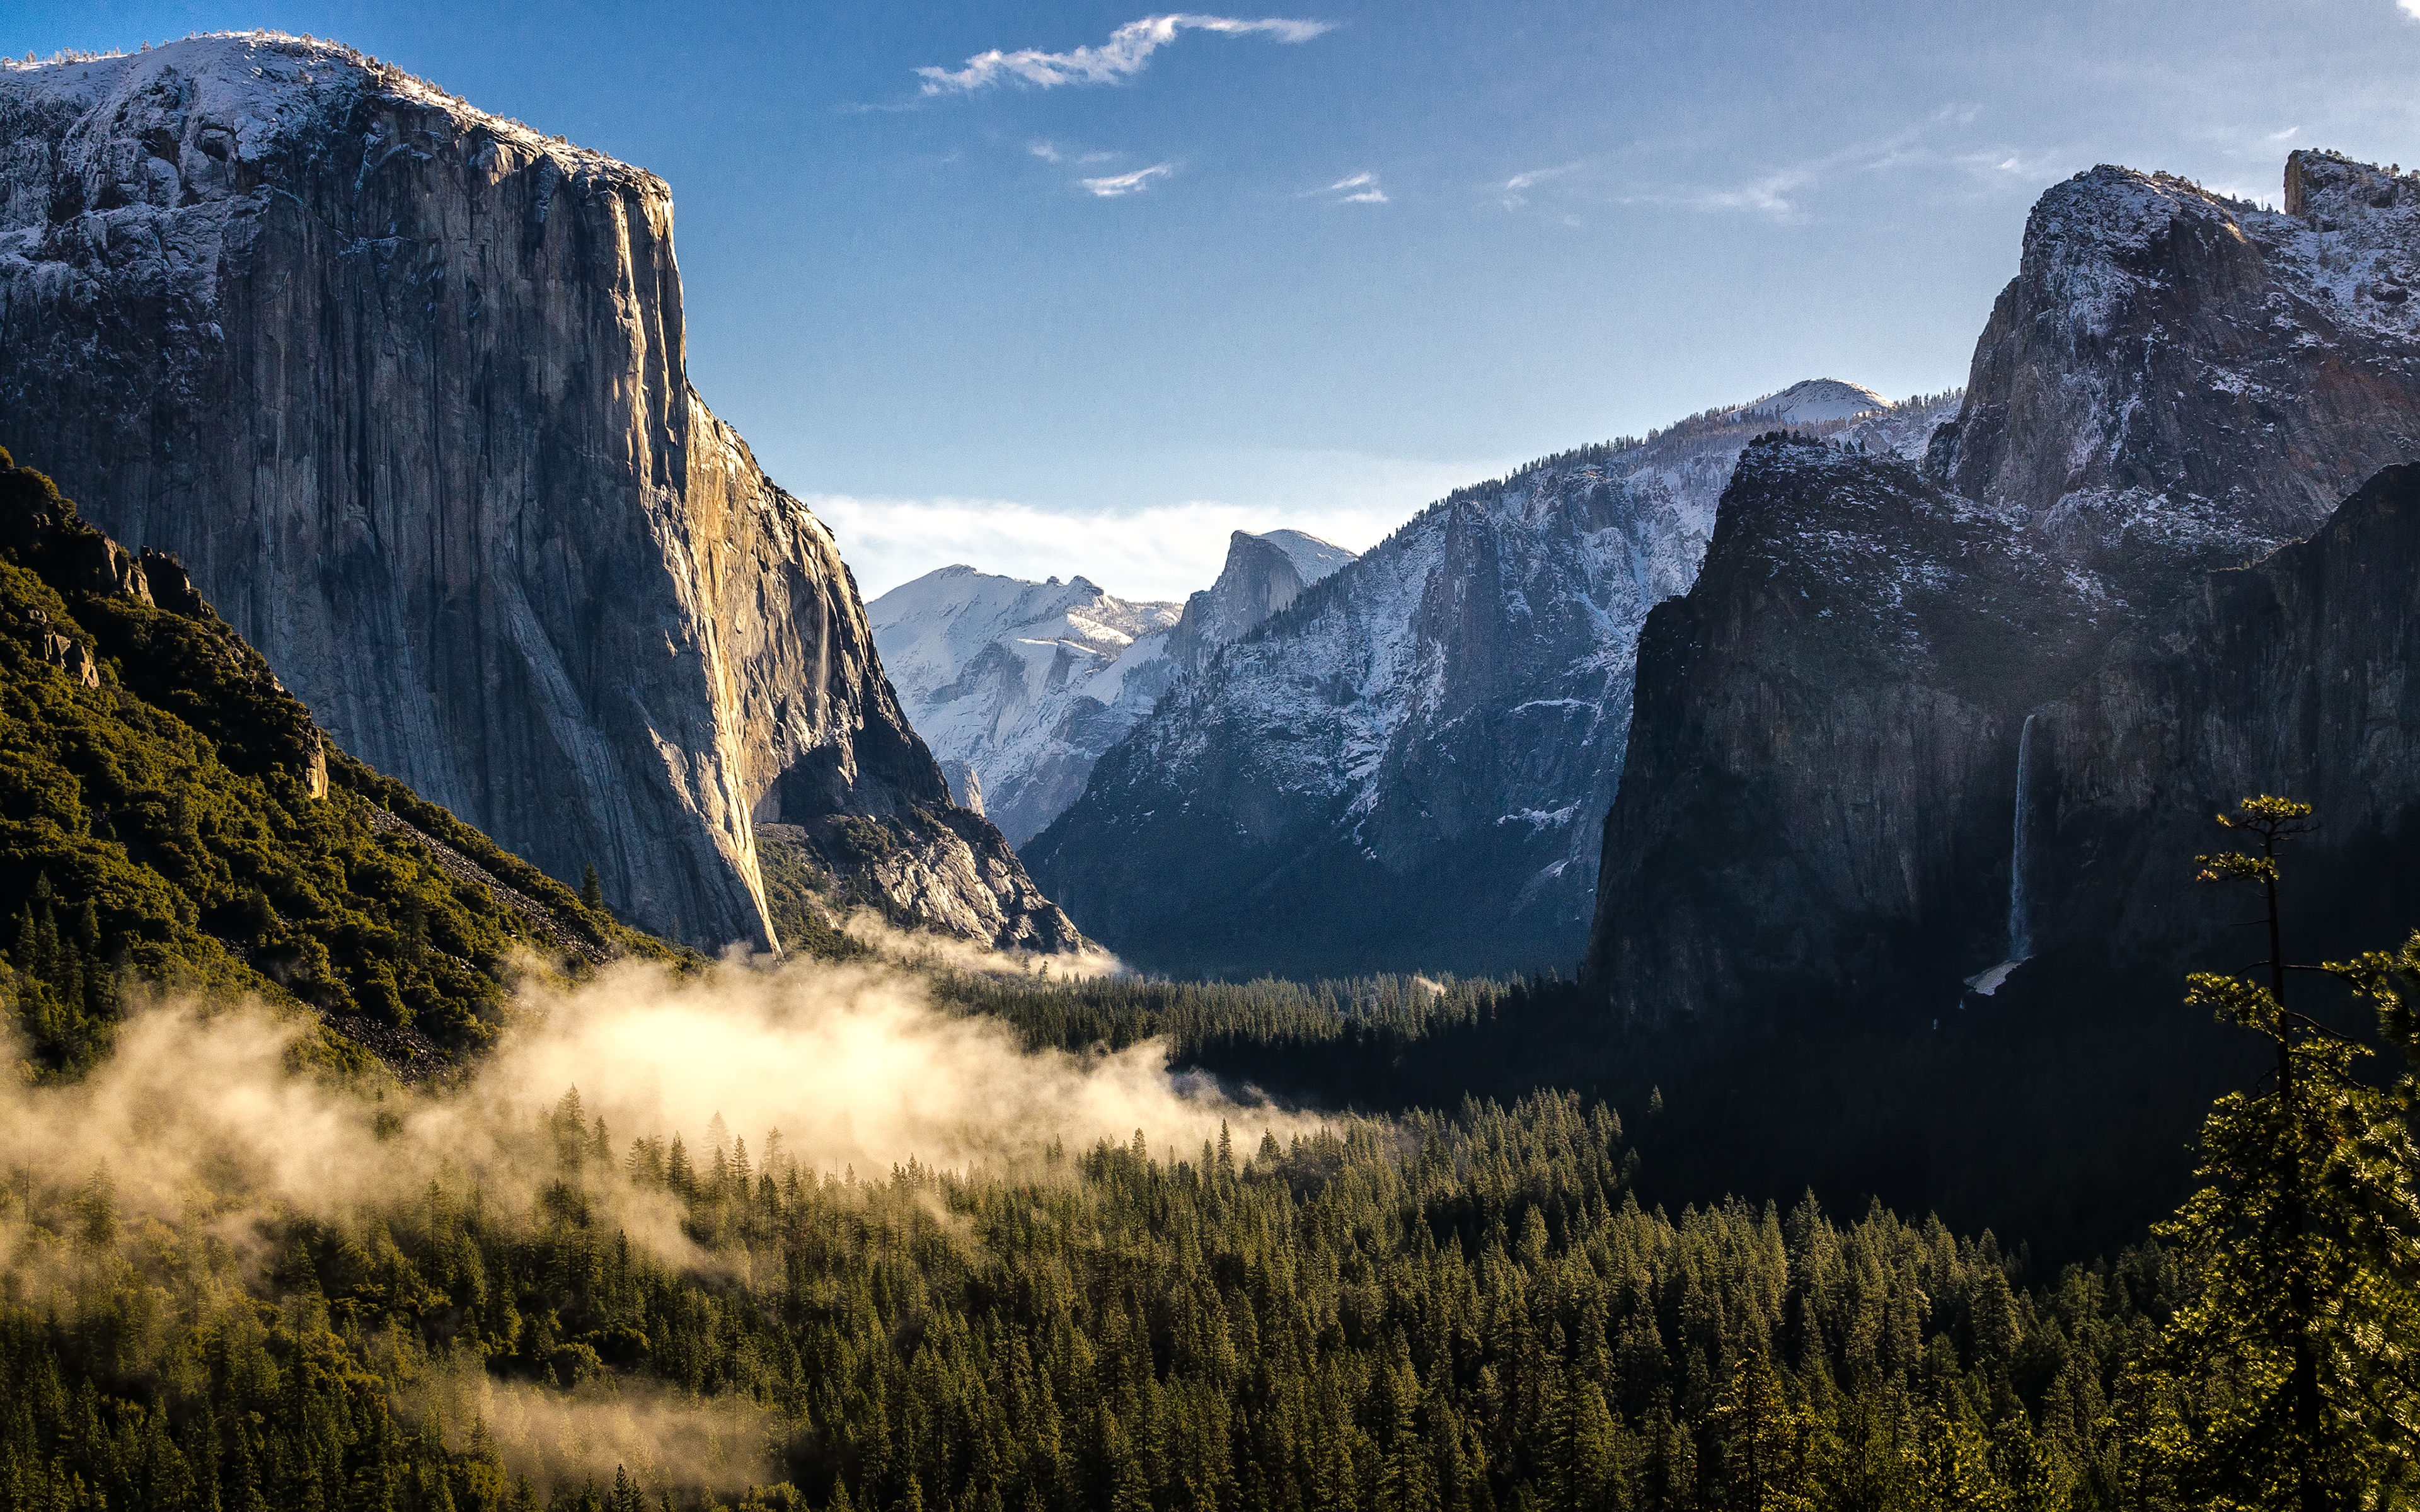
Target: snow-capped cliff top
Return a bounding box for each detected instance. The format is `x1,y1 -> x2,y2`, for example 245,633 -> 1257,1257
2020,156 -> 2420,347
0,33 -> 656,200
1258,529 -> 1358,585
1729,379 -> 1891,426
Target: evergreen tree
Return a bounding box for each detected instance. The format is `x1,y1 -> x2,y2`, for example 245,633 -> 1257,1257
2147,797 -> 2420,1506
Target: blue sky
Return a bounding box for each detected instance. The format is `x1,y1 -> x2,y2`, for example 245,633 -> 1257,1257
18,1 -> 2420,597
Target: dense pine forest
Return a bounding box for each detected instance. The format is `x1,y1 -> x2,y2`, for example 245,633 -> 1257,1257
3,452 -> 2418,1508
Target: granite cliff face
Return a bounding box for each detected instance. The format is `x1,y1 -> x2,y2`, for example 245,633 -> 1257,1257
1028,388 -> 1955,978
1163,529 -> 1357,674
0,35 -> 1078,953
1588,437 -> 2097,1017
1588,152 -> 2420,1019
1934,154 -> 2420,601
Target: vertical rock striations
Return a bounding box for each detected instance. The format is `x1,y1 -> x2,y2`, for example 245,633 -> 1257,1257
0,35 -> 1078,953
1587,437 -> 2097,1019
1163,529 -> 1357,674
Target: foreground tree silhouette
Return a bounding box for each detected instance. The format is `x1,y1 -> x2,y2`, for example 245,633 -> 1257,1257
2143,796 -> 2420,1508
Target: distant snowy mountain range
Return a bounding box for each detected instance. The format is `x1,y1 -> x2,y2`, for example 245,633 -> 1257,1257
874,376 -> 1957,975
868,529 -> 1355,845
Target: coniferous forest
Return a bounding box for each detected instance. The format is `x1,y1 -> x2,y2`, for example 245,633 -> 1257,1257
1,445 -> 2416,1506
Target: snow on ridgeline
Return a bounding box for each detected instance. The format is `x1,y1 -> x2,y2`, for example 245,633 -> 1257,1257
1022,382 -> 1966,976
868,569 -> 1185,849
0,33 -> 656,193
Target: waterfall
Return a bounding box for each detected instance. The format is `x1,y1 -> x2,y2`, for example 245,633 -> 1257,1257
2008,713 -> 2038,961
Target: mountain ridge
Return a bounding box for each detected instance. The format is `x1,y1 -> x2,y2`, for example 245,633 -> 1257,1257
1027,386 -> 1956,977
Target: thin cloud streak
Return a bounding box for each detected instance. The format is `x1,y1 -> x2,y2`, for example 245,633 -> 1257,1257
1313,171 -> 1388,203
1501,161 -> 1582,207
1083,163 -> 1173,197
918,14 -> 1333,95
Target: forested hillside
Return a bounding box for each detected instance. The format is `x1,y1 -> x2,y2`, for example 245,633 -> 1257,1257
0,449 -> 676,1077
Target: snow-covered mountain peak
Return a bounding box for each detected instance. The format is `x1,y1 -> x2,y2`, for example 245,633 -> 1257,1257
868,568 -> 1184,846
1729,378 -> 1890,426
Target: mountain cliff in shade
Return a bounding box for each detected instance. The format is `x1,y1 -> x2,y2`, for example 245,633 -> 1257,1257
1588,152 -> 2420,1020
0,35 -> 1079,954
1026,386 -> 1956,978
2024,464 -> 2420,978
868,529 -> 1355,847
1,449 -> 685,1077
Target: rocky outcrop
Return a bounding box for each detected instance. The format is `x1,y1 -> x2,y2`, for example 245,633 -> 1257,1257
0,35 -> 1077,953
1025,392 -> 1955,980
1932,154 -> 2420,602
1163,529 -> 1356,673
1587,153 -> 2420,1019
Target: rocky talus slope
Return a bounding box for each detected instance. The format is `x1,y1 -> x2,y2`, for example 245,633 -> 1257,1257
1588,152 -> 2420,1020
1028,385 -> 1957,978
0,35 -> 1078,954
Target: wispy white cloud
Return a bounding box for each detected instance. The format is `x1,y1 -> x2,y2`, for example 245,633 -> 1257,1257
805,451 -> 1507,600
1083,163 -> 1174,197
2401,0 -> 2420,20
918,14 -> 1333,94
1311,170 -> 1388,203
1033,140 -> 1120,166
1695,167 -> 1815,216
1501,161 -> 1582,207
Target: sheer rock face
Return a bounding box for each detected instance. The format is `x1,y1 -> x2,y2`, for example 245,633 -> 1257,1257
1587,439 -> 2097,1019
0,35 -> 1076,952
1587,153 -> 2420,1019
2027,465 -> 2420,973
1163,530 -> 1356,674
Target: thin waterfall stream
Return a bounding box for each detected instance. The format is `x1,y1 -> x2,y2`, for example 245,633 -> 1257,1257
2008,711 -> 2037,962
1963,712 -> 2037,999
